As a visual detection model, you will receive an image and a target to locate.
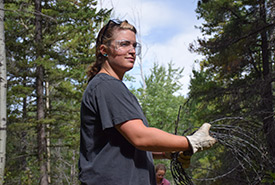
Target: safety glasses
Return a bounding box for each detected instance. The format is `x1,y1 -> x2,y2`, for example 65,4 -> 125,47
113,40 -> 141,56
97,19 -> 142,56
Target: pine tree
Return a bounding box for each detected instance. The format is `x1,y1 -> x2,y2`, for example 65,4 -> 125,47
187,0 -> 275,183
5,0 -> 110,183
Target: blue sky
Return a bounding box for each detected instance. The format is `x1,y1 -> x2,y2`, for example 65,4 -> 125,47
97,0 -> 204,96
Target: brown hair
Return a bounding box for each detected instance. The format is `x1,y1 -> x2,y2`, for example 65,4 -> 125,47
87,20 -> 137,81
155,164 -> 167,172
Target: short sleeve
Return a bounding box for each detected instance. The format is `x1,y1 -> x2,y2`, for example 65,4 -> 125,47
96,79 -> 143,130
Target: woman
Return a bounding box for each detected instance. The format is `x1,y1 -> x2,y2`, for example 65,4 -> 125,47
79,19 -> 216,185
155,164 -> 171,185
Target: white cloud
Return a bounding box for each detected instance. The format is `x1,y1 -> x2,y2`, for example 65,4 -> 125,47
138,1 -> 180,35
98,0 -> 191,35
134,30 -> 203,96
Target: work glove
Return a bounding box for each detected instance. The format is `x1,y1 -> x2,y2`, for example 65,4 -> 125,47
164,151 -> 192,169
177,151 -> 192,168
186,123 -> 217,154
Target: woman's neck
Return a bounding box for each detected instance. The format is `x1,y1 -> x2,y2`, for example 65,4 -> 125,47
99,62 -> 124,80
156,178 -> 163,184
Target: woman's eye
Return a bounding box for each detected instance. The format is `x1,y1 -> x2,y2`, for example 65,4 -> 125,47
120,41 -> 131,47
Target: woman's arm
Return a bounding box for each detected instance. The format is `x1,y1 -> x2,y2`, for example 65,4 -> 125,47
115,119 -> 191,152
152,152 -> 170,159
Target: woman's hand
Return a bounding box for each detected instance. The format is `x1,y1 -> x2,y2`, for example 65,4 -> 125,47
186,123 -> 217,154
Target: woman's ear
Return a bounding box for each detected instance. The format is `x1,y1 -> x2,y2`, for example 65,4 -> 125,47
99,44 -> 108,56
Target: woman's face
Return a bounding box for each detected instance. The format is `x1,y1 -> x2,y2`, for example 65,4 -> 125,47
106,29 -> 137,75
156,169 -> 166,182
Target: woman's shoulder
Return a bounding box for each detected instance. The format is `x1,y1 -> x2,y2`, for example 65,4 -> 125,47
87,73 -> 129,94
162,178 -> 171,185
92,73 -> 119,83
89,73 -> 122,88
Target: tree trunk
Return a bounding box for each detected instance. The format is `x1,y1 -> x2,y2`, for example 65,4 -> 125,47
20,79 -> 27,176
45,81 -> 51,183
35,0 -> 48,184
259,0 -> 275,159
0,0 -> 6,184
269,0 -> 275,44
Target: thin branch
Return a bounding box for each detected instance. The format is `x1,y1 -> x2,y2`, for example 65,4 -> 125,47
174,105 -> 182,135
0,8 -> 57,23
204,23 -> 275,49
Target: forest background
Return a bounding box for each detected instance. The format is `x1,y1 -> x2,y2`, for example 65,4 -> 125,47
1,0 -> 274,184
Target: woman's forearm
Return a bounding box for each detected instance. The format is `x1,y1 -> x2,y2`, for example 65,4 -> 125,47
116,119 -> 191,152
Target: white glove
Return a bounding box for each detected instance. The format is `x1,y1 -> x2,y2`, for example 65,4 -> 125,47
186,123 -> 217,154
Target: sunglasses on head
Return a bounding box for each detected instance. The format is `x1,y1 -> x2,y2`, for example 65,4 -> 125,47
97,19 -> 123,45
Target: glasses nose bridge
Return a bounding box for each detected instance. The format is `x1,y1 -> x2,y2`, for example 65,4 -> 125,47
114,40 -> 141,55
129,43 -> 141,55
128,44 -> 136,53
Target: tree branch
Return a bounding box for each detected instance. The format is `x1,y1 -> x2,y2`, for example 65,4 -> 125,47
0,8 -> 57,23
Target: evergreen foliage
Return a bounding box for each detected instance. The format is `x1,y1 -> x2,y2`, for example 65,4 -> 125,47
5,0 -> 275,184
186,0 -> 275,184
5,0 -> 110,184
132,62 -> 186,183
133,62 -> 185,133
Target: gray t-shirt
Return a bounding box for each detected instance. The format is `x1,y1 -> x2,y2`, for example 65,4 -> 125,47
79,73 -> 156,185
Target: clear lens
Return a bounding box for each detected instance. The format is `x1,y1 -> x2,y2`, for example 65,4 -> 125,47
114,40 -> 141,56
135,43 -> 141,56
